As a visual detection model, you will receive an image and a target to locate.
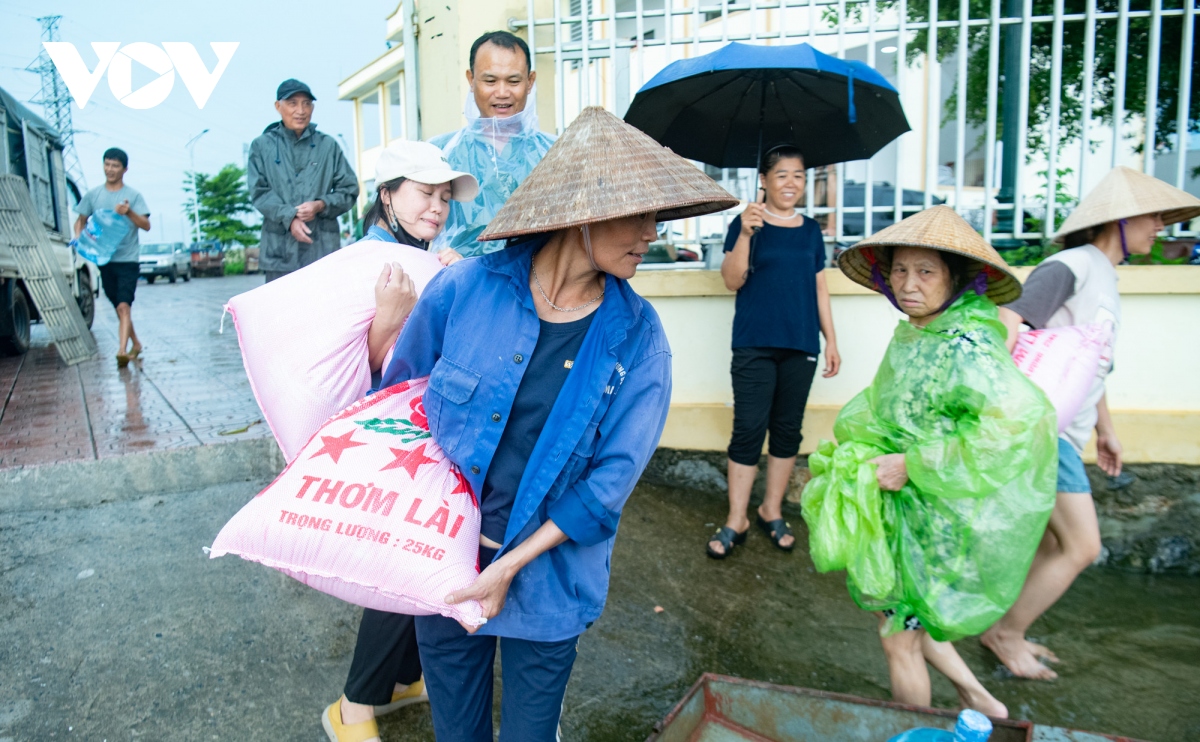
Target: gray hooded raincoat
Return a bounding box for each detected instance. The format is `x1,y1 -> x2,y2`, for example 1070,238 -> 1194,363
248,121 -> 358,274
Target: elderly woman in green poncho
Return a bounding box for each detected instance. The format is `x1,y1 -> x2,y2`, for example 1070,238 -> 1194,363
802,206 -> 1057,718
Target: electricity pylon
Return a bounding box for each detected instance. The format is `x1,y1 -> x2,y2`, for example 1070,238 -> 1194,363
26,15 -> 86,190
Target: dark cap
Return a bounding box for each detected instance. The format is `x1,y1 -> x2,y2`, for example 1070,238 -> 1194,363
276,79 -> 316,101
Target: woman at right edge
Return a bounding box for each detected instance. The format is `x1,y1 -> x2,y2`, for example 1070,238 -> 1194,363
981,166 -> 1200,679
708,144 -> 841,558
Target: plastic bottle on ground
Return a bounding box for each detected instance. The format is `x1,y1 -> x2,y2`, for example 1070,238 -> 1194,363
885,709 -> 993,742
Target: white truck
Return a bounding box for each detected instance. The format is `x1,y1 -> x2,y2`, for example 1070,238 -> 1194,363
0,86 -> 100,356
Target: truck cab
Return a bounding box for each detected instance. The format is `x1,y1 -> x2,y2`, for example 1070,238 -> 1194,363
0,86 -> 100,356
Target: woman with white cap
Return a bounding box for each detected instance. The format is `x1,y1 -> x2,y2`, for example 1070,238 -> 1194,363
325,108 -> 734,742
360,141 -> 479,373
981,167 -> 1200,680
321,139 -> 479,742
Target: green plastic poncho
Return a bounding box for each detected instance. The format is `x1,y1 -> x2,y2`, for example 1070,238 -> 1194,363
802,292 -> 1058,641
430,91 -> 556,258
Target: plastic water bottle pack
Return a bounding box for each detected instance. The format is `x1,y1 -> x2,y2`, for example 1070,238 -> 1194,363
72,209 -> 131,266
887,709 -> 993,742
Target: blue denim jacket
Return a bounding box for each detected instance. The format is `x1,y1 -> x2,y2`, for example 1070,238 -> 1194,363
379,237 -> 672,641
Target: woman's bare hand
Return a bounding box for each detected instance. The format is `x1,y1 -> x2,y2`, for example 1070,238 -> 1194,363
823,343 -> 842,378
374,262 -> 417,328
1096,432 -> 1123,477
437,248 -> 464,267
870,453 -> 908,491
445,558 -> 517,633
739,203 -> 765,236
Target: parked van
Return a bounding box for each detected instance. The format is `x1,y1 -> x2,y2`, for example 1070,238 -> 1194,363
0,86 -> 101,356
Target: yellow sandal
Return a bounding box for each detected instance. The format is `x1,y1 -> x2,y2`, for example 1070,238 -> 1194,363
322,697 -> 379,742
374,677 -> 428,716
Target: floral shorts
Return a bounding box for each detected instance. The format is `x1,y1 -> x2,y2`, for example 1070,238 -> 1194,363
883,609 -> 923,631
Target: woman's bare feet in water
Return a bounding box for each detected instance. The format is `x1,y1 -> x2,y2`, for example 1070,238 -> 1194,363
954,684 -> 1009,719
980,628 -> 1058,680
1026,639 -> 1059,663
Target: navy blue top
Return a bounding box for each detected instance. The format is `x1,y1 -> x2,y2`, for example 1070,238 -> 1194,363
378,236 -> 673,641
479,311 -> 596,544
723,215 -> 826,353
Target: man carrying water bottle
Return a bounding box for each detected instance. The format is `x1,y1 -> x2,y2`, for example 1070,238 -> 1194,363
74,147 -> 150,367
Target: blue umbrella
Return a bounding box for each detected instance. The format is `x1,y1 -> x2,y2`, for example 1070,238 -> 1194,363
624,42 -> 910,170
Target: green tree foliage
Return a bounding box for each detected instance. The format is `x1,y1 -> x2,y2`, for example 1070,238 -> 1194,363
183,164 -> 260,247
840,0 -> 1199,157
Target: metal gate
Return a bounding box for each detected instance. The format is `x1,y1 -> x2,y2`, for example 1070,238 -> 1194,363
511,0 -> 1198,248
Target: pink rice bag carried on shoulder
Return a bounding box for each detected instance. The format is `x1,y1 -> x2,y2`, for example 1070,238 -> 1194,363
224,239 -> 443,462
209,378 -> 485,626
1011,322 -> 1114,433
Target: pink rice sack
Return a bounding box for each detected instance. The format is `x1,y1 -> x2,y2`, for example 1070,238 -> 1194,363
1011,322 -> 1114,433
224,239 -> 443,462
209,378 -> 485,626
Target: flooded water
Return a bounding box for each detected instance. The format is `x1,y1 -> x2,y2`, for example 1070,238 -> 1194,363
547,483 -> 1200,742
6,477 -> 1194,740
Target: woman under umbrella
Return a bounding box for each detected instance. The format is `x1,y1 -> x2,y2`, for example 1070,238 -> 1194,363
322,107 -> 735,742
802,206 -> 1057,716
707,144 -> 841,559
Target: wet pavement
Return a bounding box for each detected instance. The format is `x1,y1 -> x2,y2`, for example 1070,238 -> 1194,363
0,275 -> 269,469
2,480 -> 1197,741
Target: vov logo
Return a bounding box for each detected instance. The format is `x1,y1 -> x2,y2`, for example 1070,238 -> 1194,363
42,42 -> 239,110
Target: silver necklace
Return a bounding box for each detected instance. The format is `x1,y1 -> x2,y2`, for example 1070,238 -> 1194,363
532,264 -> 604,313
764,205 -> 801,220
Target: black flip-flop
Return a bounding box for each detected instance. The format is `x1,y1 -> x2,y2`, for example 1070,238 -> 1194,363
756,514 -> 795,552
706,526 -> 748,559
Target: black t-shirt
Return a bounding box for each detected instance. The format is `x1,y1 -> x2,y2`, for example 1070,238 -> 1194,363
723,215 -> 826,353
479,311 -> 597,544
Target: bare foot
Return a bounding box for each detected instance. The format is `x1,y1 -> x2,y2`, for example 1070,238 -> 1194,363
981,629 -> 1058,680
954,686 -> 1009,719
1026,640 -> 1059,664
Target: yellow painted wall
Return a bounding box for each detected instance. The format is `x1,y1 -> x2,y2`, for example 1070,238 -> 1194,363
632,267 -> 1200,464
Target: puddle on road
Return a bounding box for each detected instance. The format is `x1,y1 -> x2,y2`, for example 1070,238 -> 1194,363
555,483 -> 1200,742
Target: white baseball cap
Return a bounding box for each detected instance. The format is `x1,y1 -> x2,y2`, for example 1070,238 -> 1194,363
373,141 -> 479,202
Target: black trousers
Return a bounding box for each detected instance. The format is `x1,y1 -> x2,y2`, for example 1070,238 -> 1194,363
341,547 -> 502,705
727,347 -> 819,466
343,610 -> 423,705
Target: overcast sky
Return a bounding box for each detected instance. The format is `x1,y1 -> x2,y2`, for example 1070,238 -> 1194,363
0,0 -> 396,243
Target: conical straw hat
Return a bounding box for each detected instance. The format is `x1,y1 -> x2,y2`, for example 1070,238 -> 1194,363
1053,165 -> 1200,243
480,106 -> 738,241
838,205 -> 1022,305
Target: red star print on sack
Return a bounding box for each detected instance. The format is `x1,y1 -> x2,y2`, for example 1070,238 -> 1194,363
309,429 -> 368,463
209,378 -> 484,626
381,443 -> 438,478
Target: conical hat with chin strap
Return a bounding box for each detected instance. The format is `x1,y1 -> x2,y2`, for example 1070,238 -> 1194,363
1053,165 -> 1200,243
838,205 -> 1022,305
479,106 -> 738,241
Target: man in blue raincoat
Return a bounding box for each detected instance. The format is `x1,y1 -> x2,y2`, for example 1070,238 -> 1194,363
430,31 -> 556,259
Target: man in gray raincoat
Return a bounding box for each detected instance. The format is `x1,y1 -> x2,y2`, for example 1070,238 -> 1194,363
248,79 -> 359,281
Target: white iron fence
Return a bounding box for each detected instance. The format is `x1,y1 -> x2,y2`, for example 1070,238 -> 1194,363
511,0 -> 1198,261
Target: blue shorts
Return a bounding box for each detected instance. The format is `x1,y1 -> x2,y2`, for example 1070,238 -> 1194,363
1056,437 -> 1092,494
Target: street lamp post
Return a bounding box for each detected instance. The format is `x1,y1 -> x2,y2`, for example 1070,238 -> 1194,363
185,128 -> 210,243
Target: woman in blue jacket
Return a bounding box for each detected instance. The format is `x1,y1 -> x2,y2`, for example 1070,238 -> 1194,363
323,107 -> 735,742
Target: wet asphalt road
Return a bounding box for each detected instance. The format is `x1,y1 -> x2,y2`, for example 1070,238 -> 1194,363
2,481 -> 1199,741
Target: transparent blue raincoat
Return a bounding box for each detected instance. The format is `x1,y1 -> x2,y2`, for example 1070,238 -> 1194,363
430,90 -> 556,257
